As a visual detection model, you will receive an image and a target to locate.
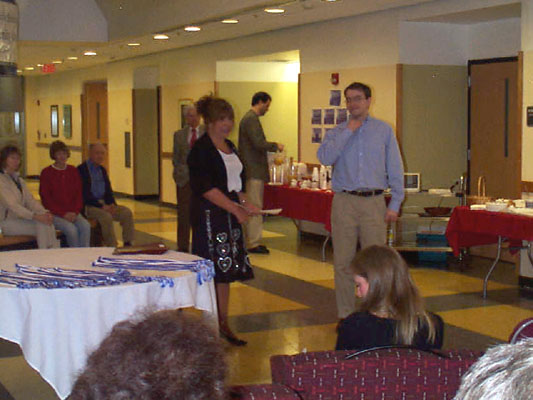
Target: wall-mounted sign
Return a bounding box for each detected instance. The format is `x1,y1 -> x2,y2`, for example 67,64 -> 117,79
42,64 -> 56,74
527,106 -> 533,127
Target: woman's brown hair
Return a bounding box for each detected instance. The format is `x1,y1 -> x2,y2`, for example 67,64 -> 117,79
70,309 -> 227,400
49,140 -> 70,160
350,245 -> 436,345
0,144 -> 22,170
195,95 -> 234,124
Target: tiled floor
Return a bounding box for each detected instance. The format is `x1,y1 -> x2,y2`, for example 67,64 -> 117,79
1,185 -> 532,399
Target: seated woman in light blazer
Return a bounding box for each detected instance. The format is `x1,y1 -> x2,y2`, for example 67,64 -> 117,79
0,145 -> 59,249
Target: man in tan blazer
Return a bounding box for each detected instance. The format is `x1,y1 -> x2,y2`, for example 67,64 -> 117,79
172,105 -> 204,252
238,92 -> 284,254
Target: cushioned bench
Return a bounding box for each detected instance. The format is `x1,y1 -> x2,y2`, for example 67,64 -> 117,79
0,218 -> 102,251
232,348 -> 483,400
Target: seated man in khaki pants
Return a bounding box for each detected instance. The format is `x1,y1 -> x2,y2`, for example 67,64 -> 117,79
78,143 -> 134,247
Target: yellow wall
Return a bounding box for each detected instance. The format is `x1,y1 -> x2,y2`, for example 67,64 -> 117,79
160,81 -> 215,204
217,81 -> 298,160
299,65 -> 397,164
25,76 -> 84,175
402,64 -> 468,188
133,89 -> 159,196
523,51 -> 533,182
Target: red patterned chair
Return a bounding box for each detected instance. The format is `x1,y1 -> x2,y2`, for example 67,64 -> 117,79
231,347 -> 482,400
509,317 -> 533,344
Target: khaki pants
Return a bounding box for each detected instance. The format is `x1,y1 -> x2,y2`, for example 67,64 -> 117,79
331,192 -> 387,318
176,183 -> 192,252
86,205 -> 134,247
243,178 -> 264,249
0,218 -> 59,249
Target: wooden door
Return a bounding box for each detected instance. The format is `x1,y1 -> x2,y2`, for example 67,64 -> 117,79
469,58 -> 520,199
82,82 -> 109,171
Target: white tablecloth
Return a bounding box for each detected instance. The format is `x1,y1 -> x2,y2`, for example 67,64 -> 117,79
0,248 -> 217,399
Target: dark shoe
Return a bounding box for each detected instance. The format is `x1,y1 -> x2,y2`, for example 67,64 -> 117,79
220,328 -> 247,346
248,245 -> 270,254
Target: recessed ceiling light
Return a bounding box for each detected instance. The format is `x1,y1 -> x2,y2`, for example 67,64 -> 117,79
153,34 -> 169,40
24,66 -> 34,71
222,19 -> 238,24
264,7 -> 285,13
52,60 -> 63,64
67,56 -> 78,60
37,63 -> 44,67
184,26 -> 201,32
128,42 -> 141,47
84,51 -> 97,56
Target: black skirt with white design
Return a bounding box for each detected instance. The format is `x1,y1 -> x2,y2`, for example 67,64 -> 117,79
191,192 -> 254,283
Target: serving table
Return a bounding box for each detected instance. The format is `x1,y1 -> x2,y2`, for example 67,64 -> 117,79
263,184 -> 452,259
446,206 -> 533,298
0,247 -> 217,399
263,184 -> 334,260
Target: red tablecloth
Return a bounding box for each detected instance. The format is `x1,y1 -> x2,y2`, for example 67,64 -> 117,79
445,206 -> 533,256
263,184 -> 334,231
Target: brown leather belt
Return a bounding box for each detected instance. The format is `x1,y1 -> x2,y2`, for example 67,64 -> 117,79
343,189 -> 384,197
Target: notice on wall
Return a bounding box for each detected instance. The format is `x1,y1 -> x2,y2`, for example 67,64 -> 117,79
312,109 -> 322,125
324,109 -> 335,125
330,90 -> 341,106
336,108 -> 347,124
312,128 -> 322,143
528,107 -> 533,127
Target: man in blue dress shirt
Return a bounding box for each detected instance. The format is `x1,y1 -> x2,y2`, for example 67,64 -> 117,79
317,82 -> 404,322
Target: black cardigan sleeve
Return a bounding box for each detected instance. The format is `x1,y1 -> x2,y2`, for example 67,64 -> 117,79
187,141 -> 217,196
187,136 -> 246,196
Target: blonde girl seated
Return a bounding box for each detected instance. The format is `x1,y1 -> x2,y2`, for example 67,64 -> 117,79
336,245 -> 443,351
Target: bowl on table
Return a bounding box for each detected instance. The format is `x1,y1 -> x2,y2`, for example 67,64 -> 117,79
423,207 -> 452,217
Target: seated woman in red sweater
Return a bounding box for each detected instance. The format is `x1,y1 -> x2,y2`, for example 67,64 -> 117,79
39,141 -> 91,247
336,245 -> 443,351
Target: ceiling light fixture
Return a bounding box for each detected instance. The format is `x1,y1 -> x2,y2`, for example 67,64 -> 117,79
222,19 -> 239,24
184,25 -> 201,32
52,60 -> 63,64
37,63 -> 43,67
67,56 -> 78,60
128,42 -> 141,46
153,34 -> 169,40
24,66 -> 34,71
84,51 -> 97,56
264,7 -> 285,13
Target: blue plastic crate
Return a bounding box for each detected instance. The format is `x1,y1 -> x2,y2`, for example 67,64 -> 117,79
416,232 -> 449,263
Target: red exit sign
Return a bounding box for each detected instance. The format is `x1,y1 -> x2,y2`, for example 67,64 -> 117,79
42,64 -> 56,73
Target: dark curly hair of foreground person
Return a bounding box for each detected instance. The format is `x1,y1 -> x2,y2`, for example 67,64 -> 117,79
69,309 -> 227,400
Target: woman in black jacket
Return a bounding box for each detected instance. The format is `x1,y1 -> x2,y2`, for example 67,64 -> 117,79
187,95 -> 260,346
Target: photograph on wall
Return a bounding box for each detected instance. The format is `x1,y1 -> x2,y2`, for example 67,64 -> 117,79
324,108 -> 335,125
50,105 -> 59,137
179,99 -> 194,128
62,105 -> 72,138
330,90 -> 341,106
336,108 -> 348,124
311,109 -> 322,125
312,127 -> 322,144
